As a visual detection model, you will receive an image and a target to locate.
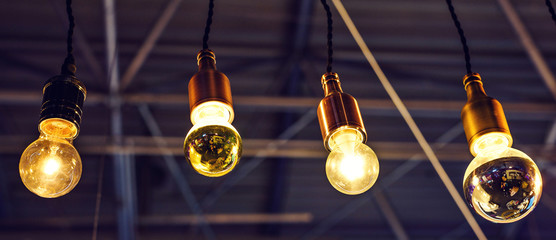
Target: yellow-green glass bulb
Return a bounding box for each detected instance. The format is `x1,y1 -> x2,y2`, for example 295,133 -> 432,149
325,128 -> 379,195
184,101 -> 242,177
463,132 -> 542,223
19,118 -> 82,198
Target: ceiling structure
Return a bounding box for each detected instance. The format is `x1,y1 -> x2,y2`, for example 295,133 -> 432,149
1,0 -> 556,239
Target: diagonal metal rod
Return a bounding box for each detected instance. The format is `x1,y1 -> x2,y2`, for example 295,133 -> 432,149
543,120 -> 556,154
92,156 -> 106,240
331,1 -> 486,239
497,0 -> 556,100
2,91 -> 556,120
540,193 -> 556,214
138,104 -> 216,240
120,0 -> 184,90
201,108 -> 317,209
301,123 -> 463,240
439,223 -> 470,240
534,120 -> 556,228
373,190 -> 409,240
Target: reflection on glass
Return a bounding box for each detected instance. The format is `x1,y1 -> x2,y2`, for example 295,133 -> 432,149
185,125 -> 241,177
463,133 -> 542,223
184,101 -> 242,177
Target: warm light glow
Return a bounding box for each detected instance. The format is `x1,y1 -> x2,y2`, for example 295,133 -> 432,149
463,132 -> 542,223
339,155 -> 365,181
471,176 -> 479,187
42,156 -> 61,175
325,128 -> 379,195
191,101 -> 233,125
470,132 -> 512,157
184,101 -> 242,177
19,118 -> 82,198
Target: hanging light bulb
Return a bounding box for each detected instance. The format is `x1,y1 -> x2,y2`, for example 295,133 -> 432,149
20,68 -> 86,198
318,73 -> 379,195
20,119 -> 82,198
461,73 -> 542,223
184,49 -> 242,177
19,0 -> 86,198
325,127 -> 379,195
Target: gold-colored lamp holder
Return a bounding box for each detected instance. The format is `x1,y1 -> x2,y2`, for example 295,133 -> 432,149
317,72 -> 367,151
461,73 -> 513,156
188,49 -> 234,123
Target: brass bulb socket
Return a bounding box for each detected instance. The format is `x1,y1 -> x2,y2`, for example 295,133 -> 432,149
39,74 -> 87,132
317,73 -> 367,151
188,49 -> 234,123
461,73 -> 512,155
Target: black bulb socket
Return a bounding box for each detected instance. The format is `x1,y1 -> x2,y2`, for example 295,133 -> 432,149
39,71 -> 87,132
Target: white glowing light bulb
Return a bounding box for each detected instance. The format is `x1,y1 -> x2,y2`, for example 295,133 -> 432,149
325,128 -> 379,195
42,155 -> 62,175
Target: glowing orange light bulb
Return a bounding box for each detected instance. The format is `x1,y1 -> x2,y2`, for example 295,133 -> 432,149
19,118 -> 82,198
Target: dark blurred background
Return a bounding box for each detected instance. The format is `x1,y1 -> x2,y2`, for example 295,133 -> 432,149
0,0 -> 555,239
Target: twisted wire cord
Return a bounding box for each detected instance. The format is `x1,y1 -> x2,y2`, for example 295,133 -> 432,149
202,0 -> 215,50
547,0 -> 556,26
320,0 -> 333,73
445,0 -> 472,74
62,0 -> 76,75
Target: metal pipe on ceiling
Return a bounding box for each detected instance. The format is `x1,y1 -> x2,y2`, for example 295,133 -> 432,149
497,0 -> 556,100
138,105 -> 216,240
119,0 -> 184,90
0,213 -> 313,227
1,91 -> 555,119
1,136 -> 554,160
103,0 -> 137,239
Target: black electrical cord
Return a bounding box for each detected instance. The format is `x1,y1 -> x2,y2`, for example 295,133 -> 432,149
445,0 -> 472,74
202,0 -> 215,50
320,0 -> 333,74
546,0 -> 556,26
62,0 -> 76,75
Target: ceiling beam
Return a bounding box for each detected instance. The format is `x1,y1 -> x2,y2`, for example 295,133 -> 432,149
119,0 -> 184,90
103,0 -> 136,239
264,0 -> 315,235
373,190 -> 410,240
138,105 -> 215,239
140,213 -> 313,225
1,91 -> 555,119
200,109 -> 317,209
497,0 -> 556,100
1,135 -> 554,161
0,213 -> 313,228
